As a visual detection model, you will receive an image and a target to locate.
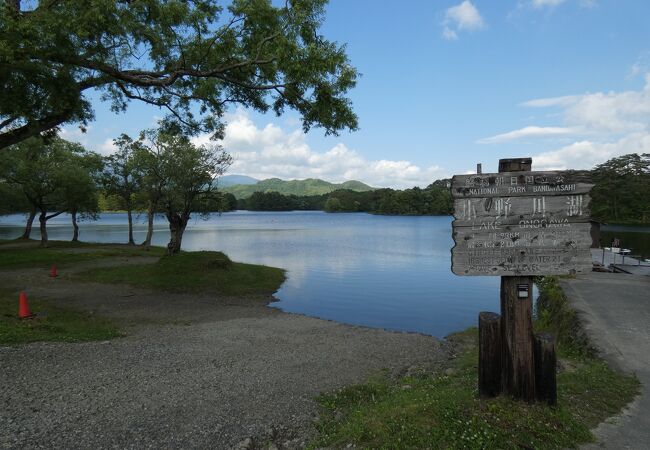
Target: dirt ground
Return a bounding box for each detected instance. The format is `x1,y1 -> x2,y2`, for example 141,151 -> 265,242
0,257 -> 449,449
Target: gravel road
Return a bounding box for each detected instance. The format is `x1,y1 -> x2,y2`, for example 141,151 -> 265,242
0,260 -> 449,449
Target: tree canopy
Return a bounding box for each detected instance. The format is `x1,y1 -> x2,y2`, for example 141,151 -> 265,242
0,0 -> 358,149
590,153 -> 650,224
127,129 -> 232,253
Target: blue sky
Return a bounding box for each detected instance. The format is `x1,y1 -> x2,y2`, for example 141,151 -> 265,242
63,0 -> 650,188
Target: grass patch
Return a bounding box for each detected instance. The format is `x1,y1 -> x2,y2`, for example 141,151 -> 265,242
0,289 -> 121,345
309,277 -> 640,449
0,239 -> 165,269
534,276 -> 594,358
76,251 -> 286,296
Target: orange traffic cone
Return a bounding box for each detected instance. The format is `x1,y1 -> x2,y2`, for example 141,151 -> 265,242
50,265 -> 58,278
18,292 -> 34,319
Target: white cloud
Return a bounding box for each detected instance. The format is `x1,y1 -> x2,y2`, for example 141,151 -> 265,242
628,51 -> 650,80
478,126 -> 577,144
530,0 -> 596,8
520,95 -> 577,108
524,75 -> 650,134
194,109 -> 447,189
534,133 -> 650,170
60,125 -> 120,156
59,126 -> 90,145
531,0 -> 567,7
442,1 -> 485,41
480,73 -> 650,170
97,138 -> 117,155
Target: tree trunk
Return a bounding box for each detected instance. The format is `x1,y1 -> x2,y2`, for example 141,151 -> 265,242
127,208 -> 135,245
71,209 -> 79,242
142,205 -> 155,249
166,212 -> 189,255
21,208 -> 36,240
39,211 -> 48,247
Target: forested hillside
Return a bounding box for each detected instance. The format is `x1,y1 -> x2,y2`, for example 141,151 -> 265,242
223,177 -> 374,198
238,180 -> 453,216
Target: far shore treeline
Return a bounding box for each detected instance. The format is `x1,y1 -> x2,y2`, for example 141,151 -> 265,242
235,180 -> 454,215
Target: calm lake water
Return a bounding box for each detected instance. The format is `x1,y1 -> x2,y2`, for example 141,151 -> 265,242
0,211 -> 505,337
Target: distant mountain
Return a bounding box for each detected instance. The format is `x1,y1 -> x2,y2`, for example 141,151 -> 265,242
218,175 -> 259,187
223,177 -> 375,199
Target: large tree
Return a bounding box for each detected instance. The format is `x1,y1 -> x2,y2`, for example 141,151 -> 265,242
61,152 -> 104,241
132,129 -> 168,249
0,0 -> 358,150
102,134 -> 141,245
149,132 -> 231,254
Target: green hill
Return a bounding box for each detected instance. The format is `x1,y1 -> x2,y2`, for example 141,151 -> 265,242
223,177 -> 375,199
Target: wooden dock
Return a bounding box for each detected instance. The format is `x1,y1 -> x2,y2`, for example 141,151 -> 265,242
591,248 -> 650,277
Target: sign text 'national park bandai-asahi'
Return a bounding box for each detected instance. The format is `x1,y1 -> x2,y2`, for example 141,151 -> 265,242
450,171 -> 594,276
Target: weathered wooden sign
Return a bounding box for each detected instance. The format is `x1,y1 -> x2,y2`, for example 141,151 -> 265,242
451,170 -> 594,276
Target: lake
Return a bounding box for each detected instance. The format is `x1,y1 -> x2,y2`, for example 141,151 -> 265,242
0,211 -> 505,337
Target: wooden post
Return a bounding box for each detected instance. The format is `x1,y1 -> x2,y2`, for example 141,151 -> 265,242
534,333 -> 557,406
479,312 -> 501,397
498,158 -> 531,173
500,276 -> 535,401
499,158 -> 536,402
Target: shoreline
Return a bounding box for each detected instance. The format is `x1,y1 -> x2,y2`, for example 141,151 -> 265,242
0,241 -> 448,448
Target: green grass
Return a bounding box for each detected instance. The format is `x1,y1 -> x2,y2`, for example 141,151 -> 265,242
0,239 -> 165,269
0,241 -> 285,343
309,278 -> 640,449
0,289 -> 121,345
76,251 -> 286,296
534,276 -> 594,358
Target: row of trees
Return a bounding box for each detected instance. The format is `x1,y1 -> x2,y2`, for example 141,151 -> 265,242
0,131 -> 232,253
0,138 -> 102,243
236,181 -> 454,216
323,180 -> 453,215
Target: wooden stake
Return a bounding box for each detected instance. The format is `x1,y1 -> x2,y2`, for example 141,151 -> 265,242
534,333 -> 558,406
479,312 -> 501,397
498,158 -> 536,402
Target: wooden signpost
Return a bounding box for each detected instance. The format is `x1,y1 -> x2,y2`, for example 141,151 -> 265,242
451,158 -> 594,404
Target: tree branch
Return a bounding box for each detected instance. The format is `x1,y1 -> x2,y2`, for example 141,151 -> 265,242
0,77 -> 105,150
45,210 -> 65,221
0,117 -> 18,130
